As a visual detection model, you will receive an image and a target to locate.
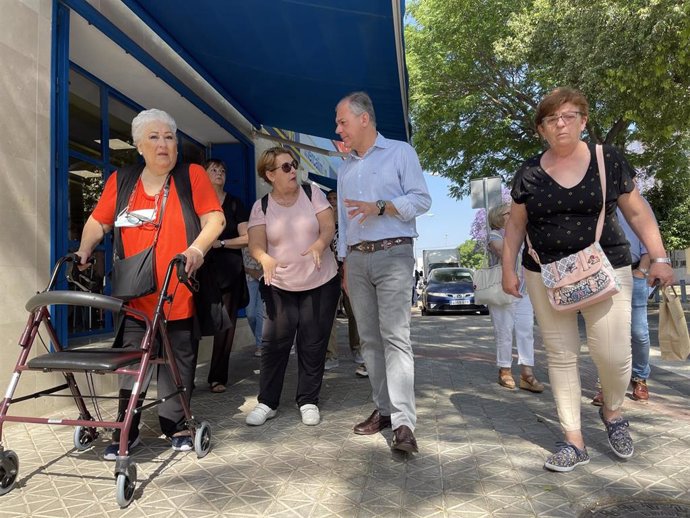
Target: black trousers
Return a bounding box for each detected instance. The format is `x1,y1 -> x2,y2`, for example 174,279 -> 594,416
119,316 -> 198,438
207,290 -> 241,385
258,274 -> 340,409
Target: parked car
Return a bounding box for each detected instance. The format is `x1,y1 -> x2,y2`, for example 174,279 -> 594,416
421,267 -> 488,315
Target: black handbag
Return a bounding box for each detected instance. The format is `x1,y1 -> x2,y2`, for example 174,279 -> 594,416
110,246 -> 156,300
110,175 -> 171,301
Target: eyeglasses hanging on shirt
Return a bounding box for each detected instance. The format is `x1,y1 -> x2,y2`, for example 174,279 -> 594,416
114,175 -> 170,228
115,208 -> 158,228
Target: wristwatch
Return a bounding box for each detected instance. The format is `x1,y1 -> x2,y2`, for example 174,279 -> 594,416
651,257 -> 671,264
219,240 -> 225,248
376,200 -> 387,216
637,267 -> 649,277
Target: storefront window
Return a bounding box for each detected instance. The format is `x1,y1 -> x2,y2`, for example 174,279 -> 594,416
68,158 -> 104,239
108,96 -> 139,167
67,157 -> 106,334
179,134 -> 206,165
69,69 -> 102,160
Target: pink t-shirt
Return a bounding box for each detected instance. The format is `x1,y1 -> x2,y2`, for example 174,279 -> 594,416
247,186 -> 338,292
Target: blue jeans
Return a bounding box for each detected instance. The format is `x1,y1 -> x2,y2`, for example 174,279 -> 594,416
631,276 -> 651,380
346,243 -> 416,430
245,277 -> 264,348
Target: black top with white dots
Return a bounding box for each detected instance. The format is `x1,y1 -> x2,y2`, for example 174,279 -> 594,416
511,143 -> 635,272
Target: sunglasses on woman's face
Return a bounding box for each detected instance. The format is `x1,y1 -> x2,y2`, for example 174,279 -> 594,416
269,159 -> 299,173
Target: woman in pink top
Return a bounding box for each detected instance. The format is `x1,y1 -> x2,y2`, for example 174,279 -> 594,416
245,147 -> 339,427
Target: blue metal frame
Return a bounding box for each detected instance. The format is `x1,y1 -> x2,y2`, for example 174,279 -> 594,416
51,0 -> 71,347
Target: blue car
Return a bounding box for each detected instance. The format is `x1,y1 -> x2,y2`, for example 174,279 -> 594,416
421,267 -> 488,315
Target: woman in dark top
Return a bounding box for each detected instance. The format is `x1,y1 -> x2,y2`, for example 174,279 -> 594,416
205,159 -> 250,393
502,87 -> 674,473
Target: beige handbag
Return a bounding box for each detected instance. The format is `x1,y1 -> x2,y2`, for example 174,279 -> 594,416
473,260 -> 516,306
658,286 -> 690,361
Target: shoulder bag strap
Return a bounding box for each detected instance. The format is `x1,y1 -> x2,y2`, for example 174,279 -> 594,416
302,183 -> 312,201
171,163 -> 200,246
113,163 -> 145,259
593,144 -> 607,243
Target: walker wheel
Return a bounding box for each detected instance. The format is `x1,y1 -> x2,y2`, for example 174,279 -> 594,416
73,426 -> 98,450
115,464 -> 137,508
194,421 -> 212,458
0,450 -> 19,496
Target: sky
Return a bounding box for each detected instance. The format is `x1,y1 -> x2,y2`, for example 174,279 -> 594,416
414,173 -> 476,263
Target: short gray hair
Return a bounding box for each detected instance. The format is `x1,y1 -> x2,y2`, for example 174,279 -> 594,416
131,109 -> 178,145
338,91 -> 376,126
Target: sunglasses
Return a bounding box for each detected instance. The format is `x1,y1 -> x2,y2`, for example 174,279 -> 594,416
269,159 -> 299,173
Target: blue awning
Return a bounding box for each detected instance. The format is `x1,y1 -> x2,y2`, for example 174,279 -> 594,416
122,0 -> 410,142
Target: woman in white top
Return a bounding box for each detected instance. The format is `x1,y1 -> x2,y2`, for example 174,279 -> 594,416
487,202 -> 544,393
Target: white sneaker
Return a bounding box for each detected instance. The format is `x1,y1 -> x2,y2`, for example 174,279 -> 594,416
353,352 -> 364,364
324,358 -> 340,370
355,363 -> 368,378
254,348 -> 262,357
246,403 -> 277,426
300,404 -> 320,426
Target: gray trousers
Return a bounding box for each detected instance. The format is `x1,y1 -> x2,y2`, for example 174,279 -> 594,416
346,243 -> 416,430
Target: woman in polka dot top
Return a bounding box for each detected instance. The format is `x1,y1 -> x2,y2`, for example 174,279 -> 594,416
501,87 -> 674,472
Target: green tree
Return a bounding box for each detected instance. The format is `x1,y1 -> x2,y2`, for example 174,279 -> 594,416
458,239 -> 484,270
406,0 -> 690,246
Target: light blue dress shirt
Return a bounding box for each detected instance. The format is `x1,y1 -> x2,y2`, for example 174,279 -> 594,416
616,206 -> 649,263
336,133 -> 431,259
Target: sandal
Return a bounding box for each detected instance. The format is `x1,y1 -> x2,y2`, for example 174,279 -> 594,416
519,374 -> 545,393
498,368 -> 516,389
210,382 -> 226,393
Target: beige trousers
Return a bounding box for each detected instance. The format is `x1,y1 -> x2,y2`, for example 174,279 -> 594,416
525,267 -> 633,432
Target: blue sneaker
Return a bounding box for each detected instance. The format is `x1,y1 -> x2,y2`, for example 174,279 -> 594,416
599,407 -> 634,458
103,434 -> 140,461
544,441 -> 590,472
171,435 -> 193,452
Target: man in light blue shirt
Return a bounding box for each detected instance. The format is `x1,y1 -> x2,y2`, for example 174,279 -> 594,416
335,92 -> 431,453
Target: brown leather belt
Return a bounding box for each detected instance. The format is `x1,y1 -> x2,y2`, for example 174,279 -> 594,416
348,237 -> 412,254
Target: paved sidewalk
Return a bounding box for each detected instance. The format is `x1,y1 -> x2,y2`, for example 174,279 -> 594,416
1,308 -> 689,517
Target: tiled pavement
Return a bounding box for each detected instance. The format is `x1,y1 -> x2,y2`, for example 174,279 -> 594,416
1,308 -> 689,517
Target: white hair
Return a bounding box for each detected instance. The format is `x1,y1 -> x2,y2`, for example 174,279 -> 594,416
131,109 -> 178,145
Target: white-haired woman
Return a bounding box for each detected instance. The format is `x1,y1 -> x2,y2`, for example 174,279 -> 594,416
486,202 -> 543,393
75,108 -> 225,458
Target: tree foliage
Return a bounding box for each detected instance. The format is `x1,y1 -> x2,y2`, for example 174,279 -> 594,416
406,0 -> 690,247
458,239 -> 484,269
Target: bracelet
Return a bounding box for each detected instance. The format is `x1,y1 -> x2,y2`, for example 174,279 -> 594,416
651,257 -> 671,264
637,267 -> 649,277
189,245 -> 204,257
